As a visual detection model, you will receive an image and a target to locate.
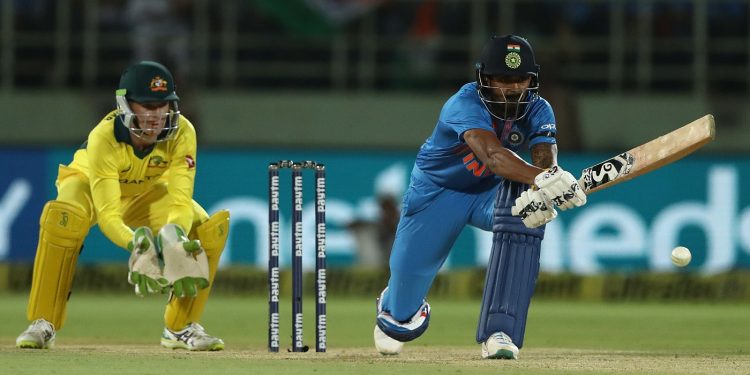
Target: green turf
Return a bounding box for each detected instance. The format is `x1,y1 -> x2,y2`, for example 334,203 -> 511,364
1,293 -> 748,374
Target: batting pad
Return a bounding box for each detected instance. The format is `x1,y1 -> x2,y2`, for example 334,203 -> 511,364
476,179 -> 544,348
27,201 -> 89,329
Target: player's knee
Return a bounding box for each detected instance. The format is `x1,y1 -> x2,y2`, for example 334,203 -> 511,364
40,200 -> 89,241
195,209 -> 230,256
376,300 -> 431,342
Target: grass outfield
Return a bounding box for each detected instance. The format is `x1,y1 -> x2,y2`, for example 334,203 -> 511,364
1,293 -> 748,374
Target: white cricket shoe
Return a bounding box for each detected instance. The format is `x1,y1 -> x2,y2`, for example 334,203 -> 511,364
161,322 -> 225,351
16,319 -> 56,349
481,332 -> 519,359
374,325 -> 403,355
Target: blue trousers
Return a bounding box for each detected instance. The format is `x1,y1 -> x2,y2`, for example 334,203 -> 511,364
381,167 -> 497,321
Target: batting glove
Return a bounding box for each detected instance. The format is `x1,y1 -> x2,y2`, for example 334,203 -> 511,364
534,166 -> 587,211
511,188 -> 557,228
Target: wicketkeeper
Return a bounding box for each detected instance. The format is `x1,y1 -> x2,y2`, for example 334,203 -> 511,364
16,61 -> 230,351
373,35 -> 587,359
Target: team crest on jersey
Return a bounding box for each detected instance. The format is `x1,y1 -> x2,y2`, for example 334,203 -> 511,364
148,155 -> 168,168
505,52 -> 521,69
506,130 -> 525,147
150,76 -> 168,92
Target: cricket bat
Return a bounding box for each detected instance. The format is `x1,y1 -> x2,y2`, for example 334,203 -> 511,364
578,114 -> 715,194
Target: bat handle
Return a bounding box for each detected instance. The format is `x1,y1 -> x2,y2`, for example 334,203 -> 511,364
577,173 -> 593,194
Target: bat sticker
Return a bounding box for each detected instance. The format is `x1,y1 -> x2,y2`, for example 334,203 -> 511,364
581,152 -> 635,190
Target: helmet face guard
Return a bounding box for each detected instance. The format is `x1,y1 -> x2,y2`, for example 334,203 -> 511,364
475,35 -> 540,121
115,61 -> 181,142
476,71 -> 539,121
116,90 -> 180,142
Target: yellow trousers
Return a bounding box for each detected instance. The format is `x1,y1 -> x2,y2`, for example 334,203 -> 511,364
28,165 -> 223,331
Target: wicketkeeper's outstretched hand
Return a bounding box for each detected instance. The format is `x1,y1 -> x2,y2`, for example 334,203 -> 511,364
157,223 -> 210,298
127,227 -> 170,296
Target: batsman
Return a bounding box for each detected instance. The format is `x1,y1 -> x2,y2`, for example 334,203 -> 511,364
373,35 -> 587,359
15,61 -> 230,351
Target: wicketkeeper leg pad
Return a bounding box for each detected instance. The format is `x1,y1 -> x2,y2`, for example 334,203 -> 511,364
27,200 -> 89,330
476,180 -> 544,348
165,210 -> 230,330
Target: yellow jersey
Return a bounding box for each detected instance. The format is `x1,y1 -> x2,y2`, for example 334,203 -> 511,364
65,110 -> 198,249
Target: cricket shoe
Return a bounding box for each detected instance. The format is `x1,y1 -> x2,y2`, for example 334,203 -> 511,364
161,322 -> 225,351
374,325 -> 403,355
16,319 -> 56,349
481,332 -> 519,360
374,287 -> 432,355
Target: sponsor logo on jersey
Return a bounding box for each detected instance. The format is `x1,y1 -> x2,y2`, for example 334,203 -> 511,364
150,76 -> 168,92
185,155 -> 195,168
119,178 -> 144,184
462,152 -> 492,177
119,175 -> 160,184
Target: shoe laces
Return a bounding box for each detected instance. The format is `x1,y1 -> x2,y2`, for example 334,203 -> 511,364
184,323 -> 213,340
30,319 -> 54,332
27,319 -> 54,341
489,332 -> 513,345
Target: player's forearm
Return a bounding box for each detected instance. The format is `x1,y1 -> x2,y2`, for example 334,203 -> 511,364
90,177 -> 134,250
165,169 -> 196,233
464,129 -> 540,184
485,148 -> 543,185
166,203 -> 194,234
464,128 -> 545,184
98,213 -> 134,250
530,143 -> 558,169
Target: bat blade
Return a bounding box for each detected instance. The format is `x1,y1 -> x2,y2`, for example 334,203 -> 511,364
579,114 -> 715,194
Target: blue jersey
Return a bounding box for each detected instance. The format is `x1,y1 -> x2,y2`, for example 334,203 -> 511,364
415,82 -> 557,191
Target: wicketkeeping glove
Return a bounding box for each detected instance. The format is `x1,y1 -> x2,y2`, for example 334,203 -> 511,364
127,226 -> 169,296
157,223 -> 209,298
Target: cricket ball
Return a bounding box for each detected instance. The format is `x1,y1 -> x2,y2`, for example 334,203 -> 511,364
671,246 -> 691,267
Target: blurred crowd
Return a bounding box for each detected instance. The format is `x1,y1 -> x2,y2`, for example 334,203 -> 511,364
5,0 -> 749,94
